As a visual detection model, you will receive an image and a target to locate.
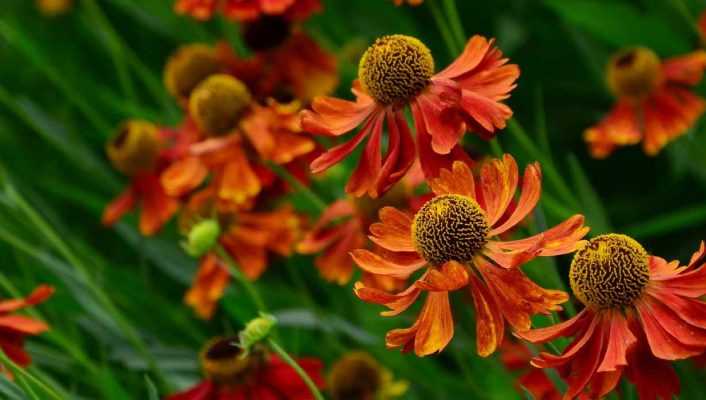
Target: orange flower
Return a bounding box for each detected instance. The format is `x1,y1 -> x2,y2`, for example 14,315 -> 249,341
585,47 -> 706,158
297,180 -> 420,288
167,337 -> 325,399
161,75 -> 315,207
0,285 -> 53,370
517,235 -> 706,399
301,34 -> 519,197
353,155 -> 588,357
174,0 -> 320,22
500,339 -> 560,400
218,30 -> 338,103
102,120 -> 179,236
182,186 -> 301,318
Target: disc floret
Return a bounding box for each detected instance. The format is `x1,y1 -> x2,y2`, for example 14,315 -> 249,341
570,234 -> 649,309
606,47 -> 663,101
189,74 -> 252,136
412,194 -> 489,266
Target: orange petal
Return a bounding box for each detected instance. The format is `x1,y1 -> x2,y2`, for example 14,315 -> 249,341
218,148 -> 261,204
386,292 -> 454,356
350,249 -> 426,279
597,310 -> 636,372
297,200 -> 355,253
354,281 -> 421,316
0,285 -> 54,314
635,299 -> 703,360
642,87 -> 705,156
415,261 -> 469,291
368,207 -> 415,252
102,187 -> 135,227
488,162 -> 541,236
428,160 -> 476,198
468,273 -> 504,357
662,50 -> 706,86
184,254 -> 230,319
0,315 -> 49,335
300,85 -> 376,136
160,156 -> 208,197
479,154 -> 518,226
583,101 -> 640,159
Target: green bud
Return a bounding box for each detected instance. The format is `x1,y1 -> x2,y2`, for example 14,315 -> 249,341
239,313 -> 277,354
182,219 -> 221,257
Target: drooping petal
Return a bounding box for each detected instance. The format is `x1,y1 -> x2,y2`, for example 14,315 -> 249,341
479,154 -> 519,226
516,309 -> 592,343
428,160 -> 476,198
300,85 -> 376,136
354,281 -> 421,316
372,109 -> 416,196
468,273 -> 504,357
638,294 -> 706,348
662,50 -> 706,86
314,222 -> 364,285
0,315 -> 49,335
184,254 -> 231,319
625,337 -> 680,400
561,320 -> 608,400
415,261 -> 469,291
531,315 -> 601,369
0,285 -> 54,314
486,215 -> 589,258
368,207 -> 415,252
597,309 -> 636,372
218,146 -> 261,204
346,111 -> 386,197
583,101 -> 641,158
649,289 -> 706,330
386,291 -> 454,356
101,187 -> 136,227
642,86 -> 705,156
160,156 -> 208,197
415,79 -> 464,155
350,249 -> 426,279
137,173 -> 179,236
297,200 -> 355,253
635,298 -> 704,360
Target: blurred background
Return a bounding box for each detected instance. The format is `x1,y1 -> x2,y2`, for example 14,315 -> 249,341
2,0 -> 706,398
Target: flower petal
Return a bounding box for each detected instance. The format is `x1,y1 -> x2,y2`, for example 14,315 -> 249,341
368,207 -> 415,252
597,310 -> 636,372
583,101 -> 641,159
428,160 -> 476,198
101,187 -> 136,227
662,50 -> 706,86
346,111 -> 385,197
297,200 -> 355,253
354,281 -> 421,316
636,299 -> 704,360
488,162 -> 541,236
350,249 -> 426,279
161,156 -> 208,197
386,292 -> 454,356
300,86 -> 376,136
516,309 -> 592,343
480,154 -> 519,226
468,273 -> 504,357
415,261 -> 469,291
642,87 -> 705,156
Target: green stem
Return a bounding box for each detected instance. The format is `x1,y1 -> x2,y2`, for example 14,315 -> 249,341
441,0 -> 467,51
489,138 -> 503,157
265,162 -> 327,213
0,351 -> 63,400
267,338 -> 325,400
427,0 -> 460,56
214,245 -> 268,313
668,0 -> 701,37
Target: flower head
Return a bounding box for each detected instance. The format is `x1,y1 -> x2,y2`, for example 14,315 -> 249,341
353,155 -> 588,356
174,0 -> 321,22
585,47 -> 706,157
0,285 -> 53,370
329,351 -> 408,400
301,35 -> 519,197
164,44 -> 223,106
102,121 -> 179,235
518,237 -> 706,399
168,337 -> 325,400
189,74 -> 253,136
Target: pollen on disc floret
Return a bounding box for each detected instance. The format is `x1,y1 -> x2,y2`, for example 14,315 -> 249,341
188,74 -> 252,136
606,47 -> 663,101
569,234 -> 650,309
358,34 -> 435,105
412,194 -> 489,266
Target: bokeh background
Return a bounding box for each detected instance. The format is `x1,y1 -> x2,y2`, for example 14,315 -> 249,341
2,0 -> 706,398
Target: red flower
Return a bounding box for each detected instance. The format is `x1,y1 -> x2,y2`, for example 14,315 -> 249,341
102,120 -> 179,236
353,156 -> 587,356
174,0 -> 321,22
518,236 -> 706,399
500,339 -> 560,400
168,337 -> 325,400
585,47 -> 706,157
180,186 -> 301,319
301,34 -> 519,197
0,285 -> 53,369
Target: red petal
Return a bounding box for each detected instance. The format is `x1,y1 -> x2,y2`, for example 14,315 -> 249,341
583,101 -> 641,158
350,249 -> 425,279
662,50 -> 706,86
636,299 -> 704,360
468,273 -> 504,357
597,310 -> 636,372
516,309 -> 592,343
346,111 -> 385,197
101,187 -> 136,227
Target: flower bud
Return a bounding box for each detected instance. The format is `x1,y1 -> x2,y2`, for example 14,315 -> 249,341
106,120 -> 160,176
182,219 -> 221,258
189,74 -> 252,136
239,313 -> 277,353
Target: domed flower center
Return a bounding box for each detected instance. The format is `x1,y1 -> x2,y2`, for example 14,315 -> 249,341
189,74 -> 252,136
242,16 -> 291,52
200,336 -> 252,383
358,34 -> 434,105
329,352 -> 382,400
106,120 -> 160,176
570,234 -> 650,309
412,194 -> 489,266
606,47 -> 663,101
164,44 -> 222,103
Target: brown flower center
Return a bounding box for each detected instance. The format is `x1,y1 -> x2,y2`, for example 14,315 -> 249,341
199,336 -> 252,384
189,74 -> 252,136
570,234 -> 649,309
164,44 -> 222,103
358,34 -> 434,105
606,47 -> 662,101
412,194 -> 489,266
329,352 -> 382,400
242,16 -> 291,51
106,120 -> 160,176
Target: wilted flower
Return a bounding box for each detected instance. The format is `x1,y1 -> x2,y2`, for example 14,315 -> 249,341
102,120 -> 179,236
585,47 -> 706,157
0,285 -> 54,372
301,34 -> 519,197
167,336 -> 325,399
518,236 -> 706,399
329,351 -> 408,400
353,156 -> 588,356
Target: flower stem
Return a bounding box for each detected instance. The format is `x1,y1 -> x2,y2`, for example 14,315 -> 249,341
265,162 -> 328,213
427,0 -> 460,56
441,0 -> 467,50
267,338 -> 325,400
214,244 -> 268,313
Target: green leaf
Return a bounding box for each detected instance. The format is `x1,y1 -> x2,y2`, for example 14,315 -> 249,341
145,375 -> 159,400
567,154 -> 612,234
624,204 -> 706,239
543,0 -> 690,55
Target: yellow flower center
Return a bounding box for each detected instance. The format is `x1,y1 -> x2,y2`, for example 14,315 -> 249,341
606,47 -> 663,101
199,336 -> 253,384
358,34 -> 434,105
106,120 -> 160,176
412,194 -> 489,266
329,352 -> 382,400
189,74 -> 252,136
570,234 -> 650,309
164,44 -> 222,103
